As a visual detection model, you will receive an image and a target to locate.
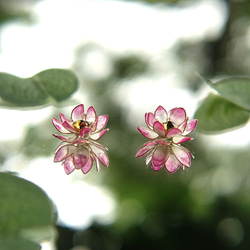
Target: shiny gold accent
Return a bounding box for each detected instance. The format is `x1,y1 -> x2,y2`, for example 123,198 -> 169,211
73,120 -> 89,131
163,121 -> 174,131
163,122 -> 168,130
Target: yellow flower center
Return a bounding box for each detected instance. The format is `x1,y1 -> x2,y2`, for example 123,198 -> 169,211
73,120 -> 89,132
163,121 -> 174,131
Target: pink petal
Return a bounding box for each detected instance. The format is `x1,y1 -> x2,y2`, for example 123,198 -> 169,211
152,161 -> 163,171
172,145 -> 191,167
71,104 -> 84,121
152,146 -> 169,166
59,113 -> 70,123
93,154 -> 100,171
166,127 -> 181,138
52,118 -> 70,134
63,156 -> 75,175
154,106 -> 168,123
145,112 -> 155,128
98,150 -> 109,167
143,141 -> 159,147
181,146 -> 194,159
172,135 -> 192,144
90,145 -> 109,167
79,127 -> 92,137
137,126 -> 158,139
178,119 -> 187,133
54,144 -> 75,162
62,120 -> 76,133
136,145 -> 154,158
91,120 -> 97,132
96,115 -> 108,131
54,141 -> 67,154
144,140 -> 169,147
153,121 -> 166,137
53,134 -> 69,142
90,140 -> 108,151
89,128 -> 109,140
165,154 -> 180,173
81,157 -> 93,174
184,119 -> 198,135
86,106 -> 97,124
73,147 -> 89,169
73,138 -> 89,144
146,154 -> 152,165
169,108 -> 186,126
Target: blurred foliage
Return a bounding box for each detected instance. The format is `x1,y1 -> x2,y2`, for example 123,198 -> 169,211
73,43 -> 149,84
21,121 -> 58,158
0,69 -> 78,107
207,0 -> 250,76
0,0 -> 38,26
0,172 -> 57,249
125,0 -> 181,4
0,238 -> 40,250
113,54 -> 149,79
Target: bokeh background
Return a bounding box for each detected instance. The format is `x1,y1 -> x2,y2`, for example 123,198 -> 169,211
1,0 -> 250,249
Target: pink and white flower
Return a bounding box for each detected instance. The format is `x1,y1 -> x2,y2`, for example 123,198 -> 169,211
52,104 -> 109,174
137,106 -> 197,142
52,104 -> 109,143
136,106 -> 197,173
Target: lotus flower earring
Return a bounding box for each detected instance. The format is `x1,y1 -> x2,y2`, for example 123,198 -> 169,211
52,104 -> 197,175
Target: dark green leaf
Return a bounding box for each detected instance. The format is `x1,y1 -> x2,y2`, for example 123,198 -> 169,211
0,173 -> 56,239
194,93 -> 249,133
207,77 -> 250,110
0,68 -> 78,107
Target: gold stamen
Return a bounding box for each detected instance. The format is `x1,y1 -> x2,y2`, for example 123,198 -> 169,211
73,120 -> 89,131
163,121 -> 174,131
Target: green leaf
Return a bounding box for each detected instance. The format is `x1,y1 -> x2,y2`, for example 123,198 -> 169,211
0,73 -> 47,106
0,173 -> 56,240
0,239 -> 40,250
34,69 -> 78,102
0,68 -> 78,107
207,77 -> 250,110
194,93 -> 249,133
